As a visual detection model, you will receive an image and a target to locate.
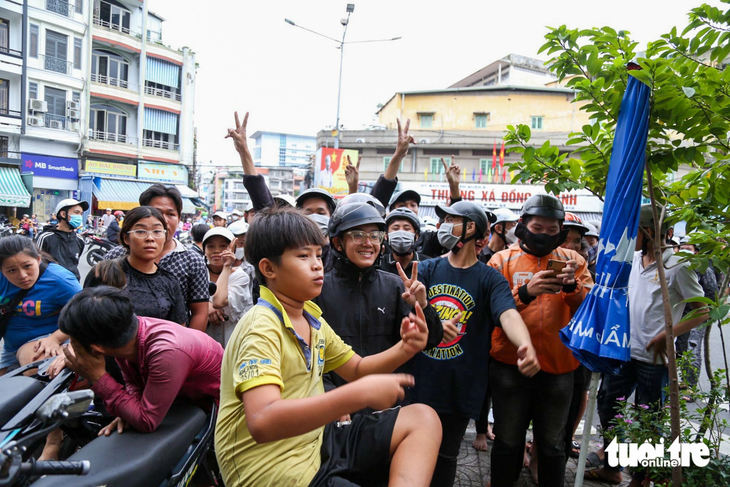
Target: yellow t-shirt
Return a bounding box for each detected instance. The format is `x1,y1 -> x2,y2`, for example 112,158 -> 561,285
215,286 -> 355,487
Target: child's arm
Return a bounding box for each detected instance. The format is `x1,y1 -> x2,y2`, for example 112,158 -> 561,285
499,309 -> 540,377
243,374 -> 413,443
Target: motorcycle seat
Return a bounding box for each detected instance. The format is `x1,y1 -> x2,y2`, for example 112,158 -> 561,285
32,403 -> 207,487
0,377 -> 45,427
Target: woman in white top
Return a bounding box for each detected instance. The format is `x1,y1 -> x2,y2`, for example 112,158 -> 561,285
203,227 -> 252,347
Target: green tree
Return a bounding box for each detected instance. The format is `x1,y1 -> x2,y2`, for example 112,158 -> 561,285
504,2 -> 730,484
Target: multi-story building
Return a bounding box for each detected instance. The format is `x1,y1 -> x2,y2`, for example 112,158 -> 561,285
78,0 -> 196,215
316,54 -> 603,219
250,130 -> 315,167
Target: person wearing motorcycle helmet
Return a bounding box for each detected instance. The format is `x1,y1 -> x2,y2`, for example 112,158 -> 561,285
314,201 -> 444,400
37,198 -> 89,280
296,188 -> 336,217
407,200 -> 539,486
584,222 -> 599,248
487,194 -> 593,487
381,208 -> 427,279
560,212 -> 589,253
106,210 -> 124,244
478,207 -> 519,264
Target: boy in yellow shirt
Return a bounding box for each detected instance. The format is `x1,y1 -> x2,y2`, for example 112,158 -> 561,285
215,206 -> 441,486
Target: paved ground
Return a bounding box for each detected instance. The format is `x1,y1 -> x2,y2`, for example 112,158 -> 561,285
455,421 -> 630,487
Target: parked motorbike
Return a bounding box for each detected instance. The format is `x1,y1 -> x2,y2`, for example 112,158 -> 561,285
79,230 -> 118,266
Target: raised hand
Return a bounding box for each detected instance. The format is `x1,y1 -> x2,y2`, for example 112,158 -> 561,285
395,118 -> 415,158
441,156 -> 461,187
220,249 -> 236,268
344,154 -> 360,194
441,311 -> 462,344
225,111 -> 255,173
397,261 -> 427,308
400,302 -> 429,354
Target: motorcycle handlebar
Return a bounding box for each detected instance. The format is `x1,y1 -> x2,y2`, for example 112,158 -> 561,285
21,459 -> 90,476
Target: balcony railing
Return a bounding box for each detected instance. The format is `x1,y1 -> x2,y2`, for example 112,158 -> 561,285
41,54 -> 74,75
92,16 -> 133,36
144,85 -> 182,102
90,73 -> 138,91
44,113 -> 69,130
0,46 -> 22,58
143,138 -> 179,151
46,0 -> 73,17
90,130 -> 133,144
0,108 -> 22,118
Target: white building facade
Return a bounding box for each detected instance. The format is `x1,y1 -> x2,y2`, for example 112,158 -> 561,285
250,130 -> 315,167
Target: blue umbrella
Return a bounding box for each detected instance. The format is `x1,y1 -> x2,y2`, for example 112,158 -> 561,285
560,72 -> 650,374
561,70 -> 651,487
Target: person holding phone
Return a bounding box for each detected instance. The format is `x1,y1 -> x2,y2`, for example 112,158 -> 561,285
486,194 -> 593,487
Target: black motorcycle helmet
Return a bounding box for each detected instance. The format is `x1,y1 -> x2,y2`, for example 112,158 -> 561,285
329,202 -> 386,238
338,193 -> 386,218
385,208 -> 421,235
520,194 -> 565,221
436,201 -> 494,239
296,188 -> 337,216
388,189 -> 421,211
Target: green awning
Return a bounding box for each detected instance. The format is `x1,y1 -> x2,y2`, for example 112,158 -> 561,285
0,167 -> 31,207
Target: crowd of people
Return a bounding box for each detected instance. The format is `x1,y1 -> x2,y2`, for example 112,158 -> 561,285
0,112 -> 718,487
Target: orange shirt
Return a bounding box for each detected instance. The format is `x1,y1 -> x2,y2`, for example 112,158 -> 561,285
487,244 -> 593,375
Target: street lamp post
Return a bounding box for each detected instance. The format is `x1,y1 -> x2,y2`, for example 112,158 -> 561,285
285,4 -> 400,149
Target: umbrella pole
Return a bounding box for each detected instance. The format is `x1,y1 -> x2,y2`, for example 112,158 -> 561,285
574,372 -> 600,487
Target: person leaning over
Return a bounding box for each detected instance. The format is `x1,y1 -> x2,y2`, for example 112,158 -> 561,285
215,206 -> 441,487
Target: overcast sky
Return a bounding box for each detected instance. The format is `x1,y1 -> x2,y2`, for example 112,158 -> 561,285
148,0 -> 724,168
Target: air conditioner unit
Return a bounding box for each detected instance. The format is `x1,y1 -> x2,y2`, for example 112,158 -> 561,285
67,100 -> 80,110
49,120 -> 64,129
67,109 -> 80,120
356,138 -> 366,143
27,116 -> 44,126
419,138 -> 430,144
28,99 -> 47,112
69,121 -> 80,131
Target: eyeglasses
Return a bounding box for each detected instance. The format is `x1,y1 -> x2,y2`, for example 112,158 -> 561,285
126,229 -> 167,239
344,230 -> 385,245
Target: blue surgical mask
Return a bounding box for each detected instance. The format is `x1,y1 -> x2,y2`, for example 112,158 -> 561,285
68,214 -> 83,229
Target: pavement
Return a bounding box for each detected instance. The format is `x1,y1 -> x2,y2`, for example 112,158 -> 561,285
455,421 -> 631,487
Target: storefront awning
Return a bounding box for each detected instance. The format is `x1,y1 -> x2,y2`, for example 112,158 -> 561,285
0,167 -> 31,207
93,178 -> 153,211
182,198 -> 196,214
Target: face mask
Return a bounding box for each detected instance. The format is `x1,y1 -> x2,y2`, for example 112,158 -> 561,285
308,214 -> 330,238
514,222 -> 567,257
504,226 -> 517,245
388,230 -> 416,255
437,223 -> 461,250
68,215 -> 83,229
230,215 -> 239,221
235,247 -> 245,260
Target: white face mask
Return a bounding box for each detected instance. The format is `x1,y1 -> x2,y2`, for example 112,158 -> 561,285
235,247 -> 245,260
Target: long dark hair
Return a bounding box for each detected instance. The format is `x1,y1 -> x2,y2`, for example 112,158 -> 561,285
120,206 -> 167,250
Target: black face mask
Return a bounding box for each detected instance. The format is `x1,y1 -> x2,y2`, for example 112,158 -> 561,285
514,221 -> 568,257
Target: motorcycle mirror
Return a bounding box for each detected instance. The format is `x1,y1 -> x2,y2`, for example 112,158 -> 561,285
36,390 -> 94,423
208,281 -> 217,296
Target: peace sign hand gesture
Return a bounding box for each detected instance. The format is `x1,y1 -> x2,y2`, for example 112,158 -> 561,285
225,111 -> 254,173
397,261 -> 427,309
395,118 -> 415,158
441,156 -> 461,187
344,154 -> 360,194
400,303 -> 429,355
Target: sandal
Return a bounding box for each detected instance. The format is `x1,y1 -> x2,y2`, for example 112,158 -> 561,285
584,451 -> 603,469
569,439 -> 581,459
583,469 -> 621,484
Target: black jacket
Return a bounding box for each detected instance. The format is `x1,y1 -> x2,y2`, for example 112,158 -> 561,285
36,228 -> 85,280
106,219 -> 121,244
314,250 -> 444,386
380,250 -> 431,279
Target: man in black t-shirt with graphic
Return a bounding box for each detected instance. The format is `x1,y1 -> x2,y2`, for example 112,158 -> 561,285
409,201 -> 540,487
